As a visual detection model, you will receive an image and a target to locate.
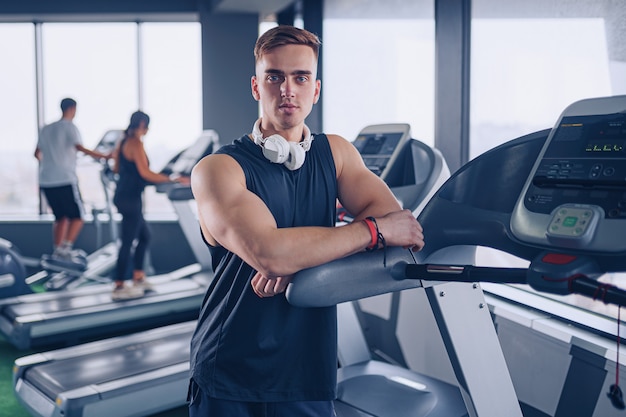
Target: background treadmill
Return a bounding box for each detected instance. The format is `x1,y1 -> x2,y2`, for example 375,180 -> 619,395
0,130 -> 219,350
11,124 -> 453,417
32,129 -> 124,291
288,95 -> 626,417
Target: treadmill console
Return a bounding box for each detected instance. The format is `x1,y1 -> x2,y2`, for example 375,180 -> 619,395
352,123 -> 412,181
161,129 -> 220,177
94,129 -> 124,154
155,129 -> 220,197
511,95 -> 626,252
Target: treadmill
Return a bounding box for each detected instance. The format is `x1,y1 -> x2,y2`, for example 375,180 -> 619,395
288,95 -> 626,417
0,238 -> 31,298
31,130 -> 124,291
0,130 -> 220,350
351,123 -> 449,216
11,125 -> 451,417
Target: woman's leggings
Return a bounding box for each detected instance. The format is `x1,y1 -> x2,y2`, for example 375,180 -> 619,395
114,198 -> 151,281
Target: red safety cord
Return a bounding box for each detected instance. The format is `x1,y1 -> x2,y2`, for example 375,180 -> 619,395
608,305 -> 625,409
615,307 -> 621,392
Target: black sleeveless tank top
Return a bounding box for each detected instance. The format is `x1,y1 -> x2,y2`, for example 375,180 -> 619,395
190,133 -> 338,402
113,138 -> 147,203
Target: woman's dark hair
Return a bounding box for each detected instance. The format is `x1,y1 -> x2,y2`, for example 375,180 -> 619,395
125,110 -> 150,137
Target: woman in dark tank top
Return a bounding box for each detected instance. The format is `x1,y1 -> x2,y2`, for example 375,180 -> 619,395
111,110 -> 189,301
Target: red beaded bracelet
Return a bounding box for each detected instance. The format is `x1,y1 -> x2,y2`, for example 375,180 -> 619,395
362,217 -> 378,250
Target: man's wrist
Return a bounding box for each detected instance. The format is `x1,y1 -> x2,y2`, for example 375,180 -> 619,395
362,217 -> 378,250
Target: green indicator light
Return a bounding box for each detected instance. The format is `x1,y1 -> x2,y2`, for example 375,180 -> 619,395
562,216 -> 578,228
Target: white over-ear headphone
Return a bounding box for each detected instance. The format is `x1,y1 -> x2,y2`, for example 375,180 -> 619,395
252,118 -> 314,170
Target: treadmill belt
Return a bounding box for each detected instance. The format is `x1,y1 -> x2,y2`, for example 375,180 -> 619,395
24,328 -> 192,400
7,292 -> 113,318
4,279 -> 204,320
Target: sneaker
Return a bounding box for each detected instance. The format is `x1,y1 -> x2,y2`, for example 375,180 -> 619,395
48,248 -> 87,271
69,248 -> 88,261
133,278 -> 154,292
52,246 -> 72,260
111,285 -> 145,301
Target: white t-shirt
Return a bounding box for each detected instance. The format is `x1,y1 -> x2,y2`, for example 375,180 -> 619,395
37,119 -> 83,187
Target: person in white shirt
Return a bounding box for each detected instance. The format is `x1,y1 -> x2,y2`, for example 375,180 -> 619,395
34,97 -> 111,259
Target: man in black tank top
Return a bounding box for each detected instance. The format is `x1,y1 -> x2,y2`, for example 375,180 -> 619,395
189,25 -> 425,417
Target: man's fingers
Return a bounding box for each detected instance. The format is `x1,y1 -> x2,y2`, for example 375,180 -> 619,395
251,274 -> 292,298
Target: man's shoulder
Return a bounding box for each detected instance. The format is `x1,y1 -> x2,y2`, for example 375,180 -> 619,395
322,133 -> 352,151
39,121 -> 58,137
41,120 -> 59,130
42,119 -> 74,130
216,135 -> 250,154
319,133 -> 349,144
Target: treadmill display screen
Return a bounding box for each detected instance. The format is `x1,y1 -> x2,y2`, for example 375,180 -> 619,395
512,96 -> 626,253
584,140 -> 625,153
524,111 -> 626,217
96,130 -> 124,152
352,132 -> 407,178
546,113 -> 626,158
353,133 -> 403,155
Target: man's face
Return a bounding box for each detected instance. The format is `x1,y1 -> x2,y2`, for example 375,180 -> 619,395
67,105 -> 77,119
251,44 -> 321,132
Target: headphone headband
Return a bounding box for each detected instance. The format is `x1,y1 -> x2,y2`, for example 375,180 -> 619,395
251,118 -> 314,170
252,118 -> 313,151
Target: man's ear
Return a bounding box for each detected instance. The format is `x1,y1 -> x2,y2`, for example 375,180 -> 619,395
313,79 -> 321,104
251,76 -> 260,101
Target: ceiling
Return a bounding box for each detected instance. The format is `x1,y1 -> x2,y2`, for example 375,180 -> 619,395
0,0 -> 296,22
0,0 -> 620,22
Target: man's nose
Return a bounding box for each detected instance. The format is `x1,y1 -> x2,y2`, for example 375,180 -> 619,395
280,79 -> 295,97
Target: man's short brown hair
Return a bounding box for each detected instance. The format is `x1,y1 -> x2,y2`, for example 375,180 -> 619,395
254,25 -> 321,62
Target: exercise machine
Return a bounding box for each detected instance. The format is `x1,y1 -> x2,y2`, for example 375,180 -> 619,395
14,321 -> 196,417
287,95 -> 626,417
0,130 -> 219,350
355,123 -> 449,216
336,124 -> 466,416
1,130 -> 123,298
31,130 -> 124,290
352,123 -> 412,180
11,125 -> 450,417
0,238 -> 31,298
339,123 -> 449,224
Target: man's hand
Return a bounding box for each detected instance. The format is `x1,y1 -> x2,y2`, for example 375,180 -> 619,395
251,272 -> 293,298
373,209 -> 425,252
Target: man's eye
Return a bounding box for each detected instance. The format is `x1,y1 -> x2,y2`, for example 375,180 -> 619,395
267,75 -> 284,83
297,76 -> 309,83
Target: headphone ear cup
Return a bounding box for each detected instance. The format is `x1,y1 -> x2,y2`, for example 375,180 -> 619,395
284,142 -> 306,170
262,135 -> 290,163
